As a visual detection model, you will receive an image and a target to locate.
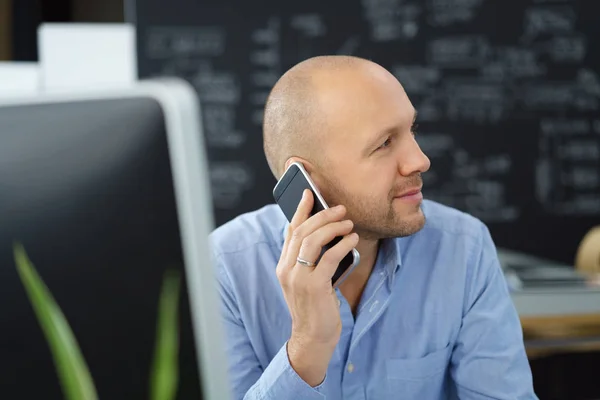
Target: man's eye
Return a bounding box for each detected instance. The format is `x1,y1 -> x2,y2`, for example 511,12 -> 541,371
378,137 -> 392,150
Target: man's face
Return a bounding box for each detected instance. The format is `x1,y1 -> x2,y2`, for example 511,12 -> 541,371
311,65 -> 431,240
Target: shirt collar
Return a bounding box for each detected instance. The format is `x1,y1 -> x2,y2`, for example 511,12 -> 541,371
377,237 -> 402,291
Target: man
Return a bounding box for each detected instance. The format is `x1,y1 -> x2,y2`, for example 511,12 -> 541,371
210,55 -> 537,399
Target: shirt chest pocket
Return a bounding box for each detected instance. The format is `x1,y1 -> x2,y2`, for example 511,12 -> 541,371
383,343 -> 452,399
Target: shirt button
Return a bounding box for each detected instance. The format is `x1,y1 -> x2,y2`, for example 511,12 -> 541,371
347,363 -> 355,373
337,298 -> 341,307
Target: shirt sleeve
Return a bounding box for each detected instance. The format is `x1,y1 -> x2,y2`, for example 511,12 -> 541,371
450,222 -> 539,400
214,254 -> 326,400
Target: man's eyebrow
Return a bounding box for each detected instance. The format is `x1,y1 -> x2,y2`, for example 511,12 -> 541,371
363,126 -> 395,155
363,109 -> 419,155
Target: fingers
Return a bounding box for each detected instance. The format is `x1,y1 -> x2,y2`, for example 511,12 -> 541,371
291,190 -> 315,230
312,233 -> 359,282
286,207 -> 349,265
285,194 -> 347,268
278,188 -> 356,288
281,189 -> 314,262
297,220 -> 354,265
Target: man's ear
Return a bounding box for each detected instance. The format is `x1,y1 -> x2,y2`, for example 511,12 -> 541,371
283,157 -> 315,174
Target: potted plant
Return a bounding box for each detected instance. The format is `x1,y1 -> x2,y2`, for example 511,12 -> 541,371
12,243 -> 181,400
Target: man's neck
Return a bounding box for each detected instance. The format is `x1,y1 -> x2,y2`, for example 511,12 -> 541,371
355,237 -> 380,271
338,237 -> 380,315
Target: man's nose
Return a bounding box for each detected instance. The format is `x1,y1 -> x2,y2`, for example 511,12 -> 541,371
398,138 -> 431,177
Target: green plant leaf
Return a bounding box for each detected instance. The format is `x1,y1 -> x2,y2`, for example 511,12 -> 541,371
150,268 -> 181,400
13,242 -> 98,400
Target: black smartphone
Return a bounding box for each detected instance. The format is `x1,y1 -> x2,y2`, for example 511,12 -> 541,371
273,161 -> 360,287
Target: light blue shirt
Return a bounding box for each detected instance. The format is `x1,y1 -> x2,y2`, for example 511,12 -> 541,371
210,200 -> 538,400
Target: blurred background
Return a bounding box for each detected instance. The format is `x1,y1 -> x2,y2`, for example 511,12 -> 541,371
1,0 -> 600,398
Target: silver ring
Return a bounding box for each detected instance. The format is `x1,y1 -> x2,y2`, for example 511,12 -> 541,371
296,257 -> 315,267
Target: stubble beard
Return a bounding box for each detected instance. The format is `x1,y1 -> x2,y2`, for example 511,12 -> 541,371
323,176 -> 426,241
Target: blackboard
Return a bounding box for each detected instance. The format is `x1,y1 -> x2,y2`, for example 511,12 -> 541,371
127,0 -> 600,265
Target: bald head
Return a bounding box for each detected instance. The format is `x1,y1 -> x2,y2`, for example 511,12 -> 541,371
263,55 -> 429,239
262,55 -> 384,179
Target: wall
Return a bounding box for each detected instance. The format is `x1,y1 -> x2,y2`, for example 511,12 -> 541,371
71,0 -> 124,22
130,0 -> 600,265
0,0 -> 11,60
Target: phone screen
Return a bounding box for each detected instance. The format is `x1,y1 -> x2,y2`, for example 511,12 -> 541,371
273,163 -> 359,286
274,164 -> 325,220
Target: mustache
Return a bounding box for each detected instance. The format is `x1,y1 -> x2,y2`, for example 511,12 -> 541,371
389,174 -> 423,198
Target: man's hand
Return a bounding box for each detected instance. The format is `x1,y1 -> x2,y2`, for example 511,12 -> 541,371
276,189 -> 359,387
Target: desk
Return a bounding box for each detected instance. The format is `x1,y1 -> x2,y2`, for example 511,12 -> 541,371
499,249 -> 600,398
520,314 -> 600,358
513,289 -> 600,359
499,248 -> 600,358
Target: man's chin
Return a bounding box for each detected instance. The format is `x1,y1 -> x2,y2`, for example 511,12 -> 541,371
402,209 -> 426,234
367,209 -> 426,240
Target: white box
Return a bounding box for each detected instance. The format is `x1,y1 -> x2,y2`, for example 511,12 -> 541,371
0,62 -> 40,97
38,23 -> 137,92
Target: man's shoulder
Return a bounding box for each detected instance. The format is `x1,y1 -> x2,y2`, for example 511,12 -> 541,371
209,203 -> 286,256
416,200 -> 498,288
420,199 -> 487,240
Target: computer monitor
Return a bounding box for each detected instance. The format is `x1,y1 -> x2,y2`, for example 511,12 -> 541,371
0,79 -> 231,400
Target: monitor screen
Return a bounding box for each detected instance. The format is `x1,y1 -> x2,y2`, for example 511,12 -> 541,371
0,87 -> 223,400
